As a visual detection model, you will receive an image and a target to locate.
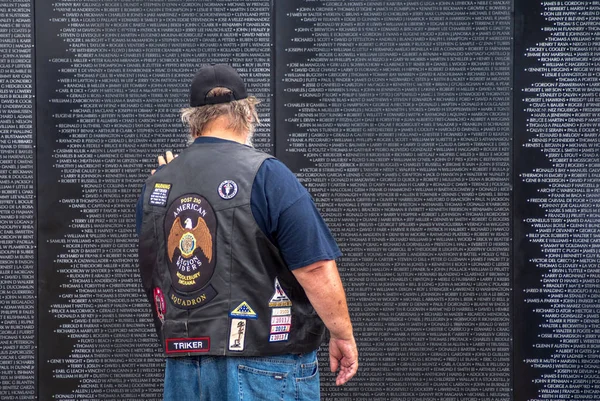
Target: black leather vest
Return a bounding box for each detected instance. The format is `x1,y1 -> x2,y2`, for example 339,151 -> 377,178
138,141 -> 325,356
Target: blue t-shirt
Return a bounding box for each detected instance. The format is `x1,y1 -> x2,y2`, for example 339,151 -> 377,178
136,137 -> 341,269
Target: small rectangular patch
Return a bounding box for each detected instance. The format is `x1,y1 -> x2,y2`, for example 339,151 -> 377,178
269,333 -> 289,342
165,337 -> 210,354
229,319 -> 247,351
149,182 -> 172,207
271,307 -> 291,316
270,324 -> 291,334
271,315 -> 292,325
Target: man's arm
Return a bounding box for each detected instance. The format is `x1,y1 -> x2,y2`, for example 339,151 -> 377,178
292,259 -> 358,386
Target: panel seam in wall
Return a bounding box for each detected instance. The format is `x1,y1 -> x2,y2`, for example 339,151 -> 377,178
510,0 -> 516,399
270,0 -> 276,157
31,0 -> 39,396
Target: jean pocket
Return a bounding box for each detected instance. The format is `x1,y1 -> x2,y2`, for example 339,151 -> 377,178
299,359 -> 318,379
238,365 -> 288,401
296,359 -> 319,401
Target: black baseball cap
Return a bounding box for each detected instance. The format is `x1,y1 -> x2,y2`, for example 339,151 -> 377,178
189,64 -> 248,107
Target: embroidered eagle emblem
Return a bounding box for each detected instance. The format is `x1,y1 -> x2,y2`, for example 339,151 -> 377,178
167,217 -> 213,263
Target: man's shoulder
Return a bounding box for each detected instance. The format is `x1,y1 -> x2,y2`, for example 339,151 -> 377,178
256,158 -> 306,194
259,157 -> 308,181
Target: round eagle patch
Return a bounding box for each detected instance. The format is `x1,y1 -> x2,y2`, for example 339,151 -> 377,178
164,194 -> 217,293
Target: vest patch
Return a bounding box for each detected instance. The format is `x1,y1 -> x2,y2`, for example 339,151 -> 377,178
271,307 -> 291,316
218,180 -> 238,200
269,333 -> 289,342
268,280 -> 292,343
229,319 -> 247,351
270,324 -> 291,334
166,337 -> 210,354
271,315 -> 291,325
268,278 -> 292,307
230,301 -> 258,319
149,182 -> 171,207
165,194 -> 217,293
169,286 -> 217,309
153,287 -> 166,323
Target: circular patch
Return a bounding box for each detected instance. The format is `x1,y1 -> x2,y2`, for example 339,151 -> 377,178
179,232 -> 197,257
218,180 -> 238,200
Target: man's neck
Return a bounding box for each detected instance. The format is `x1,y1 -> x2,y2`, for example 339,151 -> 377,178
198,131 -> 245,144
197,117 -> 247,144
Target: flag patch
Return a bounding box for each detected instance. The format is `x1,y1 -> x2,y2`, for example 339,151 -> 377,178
230,301 -> 258,319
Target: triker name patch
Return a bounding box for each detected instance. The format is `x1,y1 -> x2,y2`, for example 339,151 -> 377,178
149,183 -> 172,207
166,337 -> 210,354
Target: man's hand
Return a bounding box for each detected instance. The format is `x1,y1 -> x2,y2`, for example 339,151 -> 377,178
329,335 -> 358,386
151,151 -> 176,175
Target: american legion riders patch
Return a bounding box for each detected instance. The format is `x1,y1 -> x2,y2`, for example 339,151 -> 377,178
164,194 -> 218,308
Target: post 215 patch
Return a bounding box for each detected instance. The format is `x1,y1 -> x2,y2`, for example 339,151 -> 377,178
149,183 -> 172,207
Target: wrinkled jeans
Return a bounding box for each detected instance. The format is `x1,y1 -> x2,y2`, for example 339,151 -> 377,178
163,350 -> 320,401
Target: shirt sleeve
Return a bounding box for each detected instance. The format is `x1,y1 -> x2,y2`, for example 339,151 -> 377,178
251,158 -> 341,270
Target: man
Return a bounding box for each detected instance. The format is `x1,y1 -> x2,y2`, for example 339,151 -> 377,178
136,64 -> 357,401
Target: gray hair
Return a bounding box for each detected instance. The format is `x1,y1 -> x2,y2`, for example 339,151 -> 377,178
181,87 -> 260,145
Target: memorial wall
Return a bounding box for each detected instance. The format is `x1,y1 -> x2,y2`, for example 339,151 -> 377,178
0,0 -> 598,400
514,1 -> 600,400
276,1 -> 511,399
34,1 -> 271,399
0,0 -> 35,399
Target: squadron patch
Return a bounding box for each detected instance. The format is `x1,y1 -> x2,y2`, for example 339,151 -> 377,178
149,183 -> 172,207
230,301 -> 258,319
153,287 -> 166,323
229,319 -> 247,351
169,287 -> 217,309
164,194 -> 217,294
218,180 -> 238,200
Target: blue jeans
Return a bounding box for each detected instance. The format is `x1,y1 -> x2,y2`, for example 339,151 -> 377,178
163,351 -> 320,401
